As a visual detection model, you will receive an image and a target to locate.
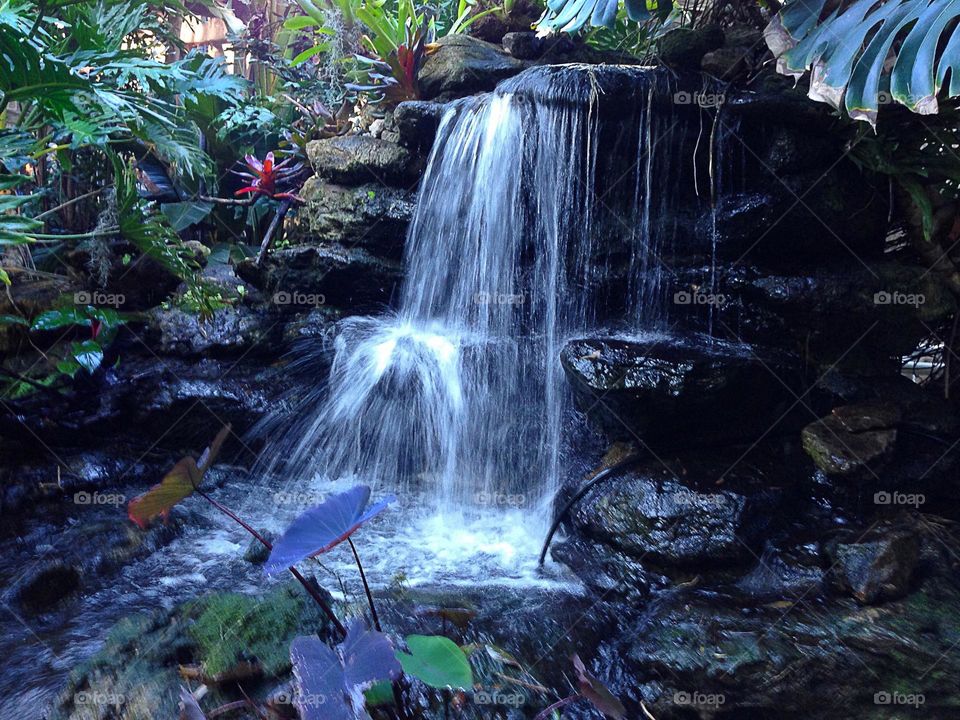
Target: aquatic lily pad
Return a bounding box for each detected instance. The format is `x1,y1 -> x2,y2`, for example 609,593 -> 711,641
127,425 -> 230,528
264,485 -> 395,574
396,635 -> 473,690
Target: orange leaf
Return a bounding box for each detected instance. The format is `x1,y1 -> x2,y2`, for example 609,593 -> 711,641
128,425 -> 231,529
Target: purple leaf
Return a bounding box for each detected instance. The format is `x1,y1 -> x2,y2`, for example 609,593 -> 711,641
264,485 -> 395,574
290,636 -> 353,720
290,622 -> 400,720
342,620 -> 402,688
178,687 -> 207,720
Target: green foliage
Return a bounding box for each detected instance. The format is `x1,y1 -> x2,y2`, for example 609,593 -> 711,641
537,0 -> 670,35
395,634 -> 474,689
767,0 -> 960,126
190,586 -> 327,677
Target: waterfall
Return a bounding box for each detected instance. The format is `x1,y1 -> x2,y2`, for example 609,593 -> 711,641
260,65 -> 705,573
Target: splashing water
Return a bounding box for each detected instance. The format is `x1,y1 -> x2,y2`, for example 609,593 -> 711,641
260,65 -> 699,583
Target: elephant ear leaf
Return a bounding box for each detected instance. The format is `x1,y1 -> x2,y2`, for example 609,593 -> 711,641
573,654 -> 626,720
395,635 -> 473,690
178,687 -> 207,720
264,485 -> 395,573
767,0 -> 960,126
127,425 -> 231,528
290,622 -> 400,720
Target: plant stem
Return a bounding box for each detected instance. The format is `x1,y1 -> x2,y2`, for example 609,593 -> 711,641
195,489 -> 347,637
533,695 -> 578,720
256,198 -> 292,265
348,537 -> 381,631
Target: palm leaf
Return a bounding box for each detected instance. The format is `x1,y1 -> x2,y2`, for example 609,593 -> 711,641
767,0 -> 960,125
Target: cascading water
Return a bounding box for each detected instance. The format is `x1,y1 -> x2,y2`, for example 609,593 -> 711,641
259,65 -> 704,583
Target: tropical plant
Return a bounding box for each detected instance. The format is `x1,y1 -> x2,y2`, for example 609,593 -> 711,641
766,0 -> 960,126
536,0 -> 671,36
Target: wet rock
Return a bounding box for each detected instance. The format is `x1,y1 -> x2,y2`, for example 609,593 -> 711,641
802,405 -> 899,476
561,336 -> 799,446
243,529 -> 275,564
394,100 -> 447,153
306,135 -> 424,187
621,575 -> 960,718
831,527 -> 918,604
145,304 -> 276,358
236,245 -> 402,313
734,544 -> 825,600
418,35 -> 526,100
502,31 -> 543,59
701,45 -> 751,80
551,537 -> 662,602
14,560 -> 81,612
285,177 -> 415,260
571,470 -> 749,567
467,0 -> 544,44
656,26 -> 724,70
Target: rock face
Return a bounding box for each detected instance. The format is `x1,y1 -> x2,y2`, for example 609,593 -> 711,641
236,245 -> 403,312
307,135 -> 425,187
393,100 -> 447,153
802,403 -> 900,476
561,336 -> 799,445
831,527 -> 918,604
285,177 -> 415,259
418,35 -> 527,100
571,470 -> 748,566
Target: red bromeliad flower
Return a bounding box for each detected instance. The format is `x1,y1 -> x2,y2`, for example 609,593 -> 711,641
234,152 -> 304,201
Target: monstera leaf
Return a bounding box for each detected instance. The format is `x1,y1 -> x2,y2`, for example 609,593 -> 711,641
264,485 -> 395,573
536,0 -> 662,34
290,622 -> 401,720
766,0 -> 960,125
127,425 -> 231,528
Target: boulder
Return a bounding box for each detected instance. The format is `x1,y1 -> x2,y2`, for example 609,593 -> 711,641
306,135 -> 424,187
236,245 -> 403,313
701,45 -> 752,80
802,404 -> 900,476
145,304 -> 277,358
571,469 -> 749,567
14,560 -> 81,612
656,26 -> 724,70
285,177 -> 415,259
831,527 -> 918,604
418,35 -> 526,100
393,100 -> 447,153
561,336 -> 799,446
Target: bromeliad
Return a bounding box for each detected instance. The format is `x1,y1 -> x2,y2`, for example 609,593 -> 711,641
234,152 -> 305,202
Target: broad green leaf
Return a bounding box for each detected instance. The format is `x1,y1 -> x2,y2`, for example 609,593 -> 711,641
284,15 -> 319,30
70,339 -> 104,374
395,635 -> 473,690
161,201 -> 214,231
